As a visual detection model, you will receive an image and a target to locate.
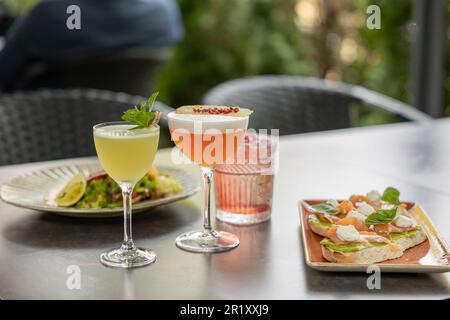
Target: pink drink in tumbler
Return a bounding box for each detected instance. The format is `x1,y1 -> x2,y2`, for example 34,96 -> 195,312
214,133 -> 277,225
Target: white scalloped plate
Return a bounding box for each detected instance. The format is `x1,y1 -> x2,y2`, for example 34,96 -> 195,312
0,162 -> 200,218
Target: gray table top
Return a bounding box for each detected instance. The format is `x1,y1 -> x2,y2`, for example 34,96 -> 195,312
2,119 -> 450,299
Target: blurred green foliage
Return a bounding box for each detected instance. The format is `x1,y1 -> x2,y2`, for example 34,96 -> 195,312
3,0 -> 449,123
157,0 -> 312,106
2,0 -> 37,15
157,0 -> 448,125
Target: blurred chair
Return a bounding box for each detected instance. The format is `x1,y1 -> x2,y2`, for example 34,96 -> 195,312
0,88 -> 174,166
22,48 -> 170,96
202,76 -> 432,135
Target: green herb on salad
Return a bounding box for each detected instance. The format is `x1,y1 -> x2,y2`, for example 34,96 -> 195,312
74,171 -> 182,209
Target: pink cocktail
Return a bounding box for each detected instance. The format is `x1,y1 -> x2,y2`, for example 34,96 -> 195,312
168,105 -> 252,253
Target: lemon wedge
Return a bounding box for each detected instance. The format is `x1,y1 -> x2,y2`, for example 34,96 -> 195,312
55,173 -> 87,207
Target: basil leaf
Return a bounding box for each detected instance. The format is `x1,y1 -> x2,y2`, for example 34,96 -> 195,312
365,208 -> 397,225
381,187 -> 400,205
310,203 -> 338,215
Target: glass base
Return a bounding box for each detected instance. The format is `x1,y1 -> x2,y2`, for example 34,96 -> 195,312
175,230 -> 240,253
216,209 -> 271,226
100,247 -> 157,268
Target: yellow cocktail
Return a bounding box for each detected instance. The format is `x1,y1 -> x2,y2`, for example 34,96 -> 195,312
94,124 -> 159,182
93,121 -> 160,268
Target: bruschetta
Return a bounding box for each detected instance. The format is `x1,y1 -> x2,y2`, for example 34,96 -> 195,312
320,225 -> 404,264
309,187 -> 428,263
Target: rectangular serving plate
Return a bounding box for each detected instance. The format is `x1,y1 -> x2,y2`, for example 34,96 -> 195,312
299,200 -> 450,273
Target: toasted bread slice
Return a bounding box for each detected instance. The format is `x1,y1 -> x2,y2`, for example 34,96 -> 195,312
307,214 -> 333,237
309,223 -> 329,237
321,242 -> 403,264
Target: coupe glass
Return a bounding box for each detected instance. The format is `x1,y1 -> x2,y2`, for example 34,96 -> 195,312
93,121 -> 160,268
168,110 -> 249,253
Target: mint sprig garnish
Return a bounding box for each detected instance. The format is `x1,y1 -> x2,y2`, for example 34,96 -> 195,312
122,91 -> 161,129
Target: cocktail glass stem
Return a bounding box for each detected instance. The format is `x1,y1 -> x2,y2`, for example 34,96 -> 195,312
174,166 -> 240,253
201,167 -> 213,233
99,181 -> 156,268
120,182 -> 137,251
